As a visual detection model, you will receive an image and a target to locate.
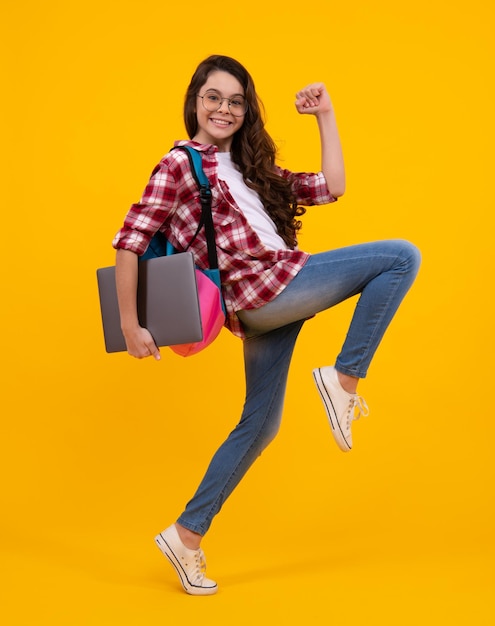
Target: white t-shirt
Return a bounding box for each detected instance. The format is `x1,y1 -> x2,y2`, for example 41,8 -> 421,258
217,151 -> 288,251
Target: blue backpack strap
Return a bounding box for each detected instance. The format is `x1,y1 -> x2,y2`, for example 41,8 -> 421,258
179,145 -> 210,189
142,146 -> 216,270
139,146 -> 225,313
171,147 -> 218,269
171,146 -> 212,231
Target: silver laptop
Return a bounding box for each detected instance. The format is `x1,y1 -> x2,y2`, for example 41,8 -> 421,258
96,252 -> 203,353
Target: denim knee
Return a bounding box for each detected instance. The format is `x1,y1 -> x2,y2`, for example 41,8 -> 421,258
395,239 -> 422,275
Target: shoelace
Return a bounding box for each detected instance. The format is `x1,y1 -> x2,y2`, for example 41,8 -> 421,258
191,549 -> 208,584
346,395 -> 370,427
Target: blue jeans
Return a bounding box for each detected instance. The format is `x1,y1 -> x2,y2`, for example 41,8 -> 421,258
177,240 -> 421,535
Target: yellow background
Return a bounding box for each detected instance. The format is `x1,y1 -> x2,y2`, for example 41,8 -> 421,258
1,1 -> 494,624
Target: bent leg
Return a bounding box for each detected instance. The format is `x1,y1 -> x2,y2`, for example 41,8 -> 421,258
238,240 -> 421,378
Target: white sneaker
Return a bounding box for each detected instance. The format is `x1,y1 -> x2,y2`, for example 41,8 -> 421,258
313,366 -> 369,451
154,525 -> 218,596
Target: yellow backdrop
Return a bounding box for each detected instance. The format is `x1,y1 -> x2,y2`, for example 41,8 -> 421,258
1,1 -> 493,624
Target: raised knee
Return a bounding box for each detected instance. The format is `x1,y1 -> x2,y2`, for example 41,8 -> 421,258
397,239 -> 421,273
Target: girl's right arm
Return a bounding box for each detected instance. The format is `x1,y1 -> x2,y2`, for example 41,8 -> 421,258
115,248 -> 161,360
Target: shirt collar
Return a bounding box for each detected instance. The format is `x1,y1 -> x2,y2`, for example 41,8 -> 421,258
174,139 -> 218,155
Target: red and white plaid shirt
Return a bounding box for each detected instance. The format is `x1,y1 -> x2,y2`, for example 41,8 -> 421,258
113,140 -> 335,338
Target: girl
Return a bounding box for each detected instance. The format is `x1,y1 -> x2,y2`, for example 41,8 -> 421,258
113,55 -> 420,595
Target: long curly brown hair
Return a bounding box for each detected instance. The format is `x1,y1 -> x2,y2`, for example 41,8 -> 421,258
184,55 -> 305,249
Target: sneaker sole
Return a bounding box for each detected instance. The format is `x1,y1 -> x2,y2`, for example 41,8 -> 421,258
154,533 -> 218,596
312,368 -> 351,452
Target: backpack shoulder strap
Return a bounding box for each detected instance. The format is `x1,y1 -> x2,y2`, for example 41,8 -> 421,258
176,145 -> 209,188
171,145 -> 210,193
170,146 -> 218,271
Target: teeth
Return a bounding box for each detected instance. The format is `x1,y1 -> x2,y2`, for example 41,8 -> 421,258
211,119 -> 230,127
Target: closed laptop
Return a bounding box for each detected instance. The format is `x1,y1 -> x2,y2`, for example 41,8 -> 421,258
96,252 -> 203,353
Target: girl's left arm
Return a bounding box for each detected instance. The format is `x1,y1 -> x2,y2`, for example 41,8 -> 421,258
295,83 -> 345,198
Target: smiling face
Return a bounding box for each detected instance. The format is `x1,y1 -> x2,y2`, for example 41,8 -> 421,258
192,71 -> 246,152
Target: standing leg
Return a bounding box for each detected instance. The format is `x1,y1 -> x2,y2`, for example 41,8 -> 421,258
155,321 -> 304,594
176,320 -> 305,537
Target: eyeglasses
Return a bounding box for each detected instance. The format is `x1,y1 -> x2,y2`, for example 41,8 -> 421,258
197,90 -> 248,117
